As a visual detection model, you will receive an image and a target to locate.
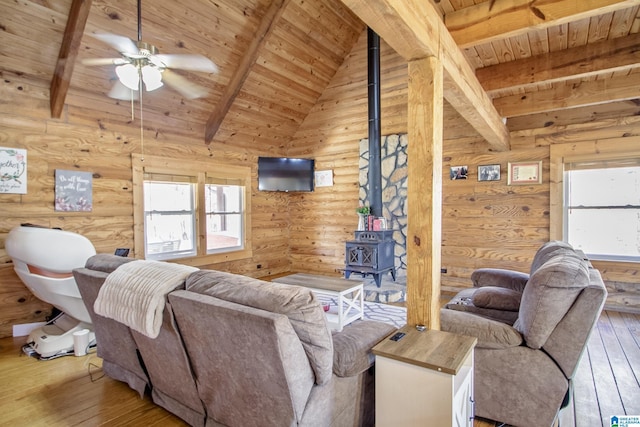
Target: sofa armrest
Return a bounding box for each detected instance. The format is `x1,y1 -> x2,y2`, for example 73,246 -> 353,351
471,268 -> 529,292
440,309 -> 523,350
84,253 -> 135,273
332,320 -> 396,377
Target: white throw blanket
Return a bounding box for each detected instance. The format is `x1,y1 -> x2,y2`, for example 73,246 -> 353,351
94,260 -> 198,338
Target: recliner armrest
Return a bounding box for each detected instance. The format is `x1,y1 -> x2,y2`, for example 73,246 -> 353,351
440,309 -> 523,350
471,268 -> 529,292
332,320 -> 396,377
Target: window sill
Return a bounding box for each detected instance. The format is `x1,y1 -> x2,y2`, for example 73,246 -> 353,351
164,248 -> 253,268
589,259 -> 640,270
585,255 -> 640,264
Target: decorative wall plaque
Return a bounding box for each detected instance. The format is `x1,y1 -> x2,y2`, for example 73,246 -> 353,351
0,147 -> 27,194
55,169 -> 93,211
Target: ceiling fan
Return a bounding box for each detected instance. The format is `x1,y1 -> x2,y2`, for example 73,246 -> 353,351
83,0 -> 218,100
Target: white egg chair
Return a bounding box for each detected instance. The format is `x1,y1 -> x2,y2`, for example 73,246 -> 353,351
5,225 -> 97,359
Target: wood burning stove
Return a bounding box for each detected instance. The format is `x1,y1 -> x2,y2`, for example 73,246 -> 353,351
345,230 -> 396,287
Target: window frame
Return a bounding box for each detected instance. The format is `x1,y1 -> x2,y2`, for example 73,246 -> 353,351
203,178 -> 245,255
132,154 -> 252,266
143,179 -> 198,260
550,140 -> 640,264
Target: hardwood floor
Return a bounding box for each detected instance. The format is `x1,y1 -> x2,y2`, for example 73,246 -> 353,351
570,310 -> 640,426
0,337 -> 186,426
0,310 -> 638,426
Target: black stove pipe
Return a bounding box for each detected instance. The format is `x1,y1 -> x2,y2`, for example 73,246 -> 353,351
367,28 -> 383,218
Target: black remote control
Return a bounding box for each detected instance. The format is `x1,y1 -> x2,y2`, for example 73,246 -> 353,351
390,332 -> 406,341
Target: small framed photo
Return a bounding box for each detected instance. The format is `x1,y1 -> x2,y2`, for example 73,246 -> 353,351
450,165 -> 468,180
508,161 -> 542,185
478,164 -> 500,182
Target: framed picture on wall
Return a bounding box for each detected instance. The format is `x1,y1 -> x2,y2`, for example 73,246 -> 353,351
450,165 -> 468,180
478,164 -> 500,182
508,161 -> 542,185
0,147 -> 27,194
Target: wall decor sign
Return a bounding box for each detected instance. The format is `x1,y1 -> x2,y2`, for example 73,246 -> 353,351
478,164 -> 500,182
450,165 -> 468,180
314,170 -> 333,187
55,169 -> 93,211
0,147 -> 27,194
508,161 -> 542,185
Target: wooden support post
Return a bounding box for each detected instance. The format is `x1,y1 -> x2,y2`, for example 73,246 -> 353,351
406,56 -> 443,329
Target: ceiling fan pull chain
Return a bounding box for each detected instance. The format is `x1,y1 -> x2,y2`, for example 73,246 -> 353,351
137,0 -> 142,42
130,91 -> 134,121
139,73 -> 145,161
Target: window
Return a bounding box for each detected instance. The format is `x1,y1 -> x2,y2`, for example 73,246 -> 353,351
205,178 -> 244,254
133,154 -> 252,264
143,177 -> 197,260
563,159 -> 640,262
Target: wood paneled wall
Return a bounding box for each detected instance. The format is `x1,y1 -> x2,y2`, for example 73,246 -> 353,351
1,27 -> 638,337
287,29 -> 639,312
0,72 -> 292,338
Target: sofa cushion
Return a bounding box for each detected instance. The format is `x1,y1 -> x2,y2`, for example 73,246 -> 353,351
515,253 -> 589,349
471,268 -> 530,292
186,270 -> 333,385
472,286 -> 522,312
332,321 -> 396,377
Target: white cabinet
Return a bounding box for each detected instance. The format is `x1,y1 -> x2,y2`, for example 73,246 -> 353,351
373,326 -> 476,427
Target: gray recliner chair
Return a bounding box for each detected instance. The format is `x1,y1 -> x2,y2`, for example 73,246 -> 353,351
441,244 -> 607,427
445,240 -> 576,324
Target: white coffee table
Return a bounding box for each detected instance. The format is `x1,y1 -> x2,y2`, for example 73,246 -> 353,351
273,273 -> 364,332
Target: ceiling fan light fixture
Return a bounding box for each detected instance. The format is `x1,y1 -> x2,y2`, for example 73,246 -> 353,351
141,65 -> 163,91
87,0 -> 217,101
116,63 -> 139,90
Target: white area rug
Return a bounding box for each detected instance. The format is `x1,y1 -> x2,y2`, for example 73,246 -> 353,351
315,294 -> 407,328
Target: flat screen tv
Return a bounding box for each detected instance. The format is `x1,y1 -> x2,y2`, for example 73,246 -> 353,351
258,157 -> 315,192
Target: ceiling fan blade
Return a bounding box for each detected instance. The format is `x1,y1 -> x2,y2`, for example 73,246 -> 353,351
82,57 -> 127,66
108,80 -> 137,100
162,69 -> 209,99
152,54 -> 218,73
91,32 -> 138,55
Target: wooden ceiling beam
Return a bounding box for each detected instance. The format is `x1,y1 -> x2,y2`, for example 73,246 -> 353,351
494,72 -> 640,117
50,0 -> 92,119
477,33 -> 640,93
205,0 -> 287,145
446,0 -> 639,48
339,0 -> 510,151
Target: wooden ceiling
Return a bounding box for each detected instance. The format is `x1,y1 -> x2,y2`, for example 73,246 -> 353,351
438,0 -> 640,121
1,0 -> 639,148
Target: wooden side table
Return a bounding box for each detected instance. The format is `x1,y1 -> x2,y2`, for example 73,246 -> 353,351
372,325 -> 477,427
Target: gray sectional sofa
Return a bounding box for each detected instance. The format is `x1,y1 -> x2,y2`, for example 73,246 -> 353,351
73,254 -> 396,427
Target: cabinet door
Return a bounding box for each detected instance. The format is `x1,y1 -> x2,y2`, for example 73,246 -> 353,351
453,352 -> 474,427
453,368 -> 473,427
